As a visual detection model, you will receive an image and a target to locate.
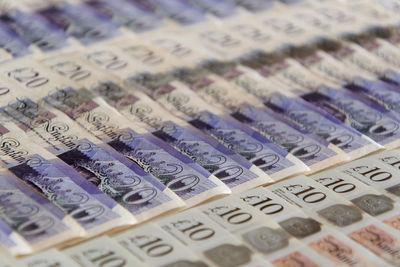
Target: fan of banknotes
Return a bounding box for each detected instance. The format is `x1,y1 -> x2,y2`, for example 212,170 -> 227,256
3,0 -> 400,266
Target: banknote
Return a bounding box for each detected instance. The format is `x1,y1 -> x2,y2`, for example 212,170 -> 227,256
138,0 -> 207,27
225,0 -> 275,13
1,59 -> 213,217
14,59 -> 187,221
197,196 -> 331,266
157,209 -> 272,267
0,6 -> 81,57
264,91 -> 382,159
41,85 -> 228,209
0,248 -> 23,267
198,58 -> 381,159
317,40 -> 400,86
289,44 -> 400,114
229,101 -> 346,173
335,151 -> 400,203
311,168 -> 400,234
268,175 -> 400,265
237,186 -> 386,266
31,1 -> 122,46
0,219 -> 31,256
114,222 -> 211,267
84,0 -> 165,34
41,53 -> 275,194
0,169 -> 81,253
0,21 -> 32,61
61,49 -> 285,194
338,0 -> 400,29
64,236 -> 146,267
80,42 -> 310,182
0,119 -> 135,237
132,73 -> 308,181
19,248 -> 79,267
280,3 -> 367,39
181,0 -> 238,20
25,60 -> 231,206
297,86 -> 400,149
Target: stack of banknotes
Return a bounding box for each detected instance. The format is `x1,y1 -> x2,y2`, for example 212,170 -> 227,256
3,0 -> 400,265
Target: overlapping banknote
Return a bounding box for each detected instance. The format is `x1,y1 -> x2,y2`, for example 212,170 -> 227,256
4,0 -> 400,266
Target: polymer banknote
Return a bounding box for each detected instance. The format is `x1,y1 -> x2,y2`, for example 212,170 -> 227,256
335,151 -> 400,204
0,168 -> 80,254
0,61 -> 155,233
157,208 -> 272,267
58,48 -> 288,193
0,248 -> 23,267
83,0 -> 166,34
19,248 -> 79,267
237,186 -> 387,266
9,59 -> 189,221
289,45 -> 400,116
0,220 -> 30,256
0,4 -> 82,57
25,58 -> 231,207
64,236 -> 146,267
112,31 -> 355,172
114,222 -> 211,266
0,118 -> 132,237
83,39 -> 340,177
268,175 -> 400,265
139,77 -> 307,180
0,60 -> 209,218
311,168 -> 400,234
2,0 -> 400,264
197,196 -> 331,266
233,51 -> 400,150
40,53 -> 275,195
175,64 -> 381,161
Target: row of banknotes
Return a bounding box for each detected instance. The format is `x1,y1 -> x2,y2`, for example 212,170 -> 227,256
1,0 -> 400,265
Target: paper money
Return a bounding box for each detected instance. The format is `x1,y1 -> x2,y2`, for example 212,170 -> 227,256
41,53 -> 275,195
33,2 -> 122,46
19,248 -> 79,267
0,118 -> 134,237
289,45 -> 400,114
82,40 -> 316,181
83,0 -> 166,34
0,248 -> 23,267
11,59 -> 187,221
63,48 -> 283,194
197,196 -> 331,266
265,91 -> 382,159
140,0 -> 207,27
157,209 -> 272,267
229,101 -> 346,173
335,151 -> 400,203
1,71 -> 188,222
0,20 -> 32,61
114,222 -> 211,267
64,236 -> 145,267
317,40 -> 400,87
268,175 -> 400,265
42,87 -> 227,210
0,169 -> 80,254
132,73 -> 307,181
0,6 -> 82,57
299,86 -> 400,149
237,186 -> 387,266
200,58 -> 381,160
0,219 -> 31,256
28,76 -> 231,207
311,168 -> 400,234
